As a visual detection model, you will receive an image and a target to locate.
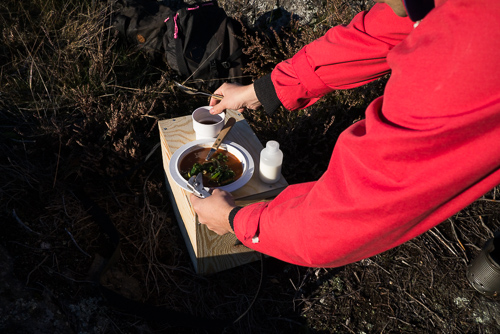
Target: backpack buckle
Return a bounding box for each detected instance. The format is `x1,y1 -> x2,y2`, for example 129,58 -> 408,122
210,59 -> 218,74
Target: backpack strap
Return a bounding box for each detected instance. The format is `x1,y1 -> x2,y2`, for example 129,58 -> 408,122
205,46 -> 243,82
175,16 -> 191,77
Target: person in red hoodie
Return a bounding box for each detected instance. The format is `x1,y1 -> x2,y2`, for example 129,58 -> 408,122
190,0 -> 500,272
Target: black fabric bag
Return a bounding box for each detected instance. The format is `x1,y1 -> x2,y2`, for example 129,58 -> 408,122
113,0 -> 245,91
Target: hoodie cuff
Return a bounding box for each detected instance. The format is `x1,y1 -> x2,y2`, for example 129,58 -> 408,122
228,206 -> 243,233
254,73 -> 282,116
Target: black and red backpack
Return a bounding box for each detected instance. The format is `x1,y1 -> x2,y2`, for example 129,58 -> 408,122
113,0 -> 246,91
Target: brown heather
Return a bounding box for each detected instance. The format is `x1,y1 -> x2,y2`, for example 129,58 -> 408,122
1,0 -> 500,333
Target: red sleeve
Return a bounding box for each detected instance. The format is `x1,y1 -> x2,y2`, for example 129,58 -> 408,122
234,0 -> 500,268
272,3 -> 414,111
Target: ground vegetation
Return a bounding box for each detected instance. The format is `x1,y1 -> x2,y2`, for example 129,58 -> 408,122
1,0 -> 500,333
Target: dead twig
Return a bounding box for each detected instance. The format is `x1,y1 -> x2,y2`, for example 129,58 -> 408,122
65,227 -> 91,258
479,198 -> 500,203
26,255 -> 48,285
387,316 -> 413,327
428,227 -> 458,257
12,209 -> 41,235
340,323 -> 356,334
478,215 -> 495,238
52,136 -> 62,188
448,218 -> 468,262
368,258 -> 391,275
404,291 -> 445,325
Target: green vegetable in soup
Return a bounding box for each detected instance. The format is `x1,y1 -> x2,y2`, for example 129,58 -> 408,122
182,152 -> 238,187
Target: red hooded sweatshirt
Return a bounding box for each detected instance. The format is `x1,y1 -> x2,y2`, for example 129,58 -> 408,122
234,0 -> 500,268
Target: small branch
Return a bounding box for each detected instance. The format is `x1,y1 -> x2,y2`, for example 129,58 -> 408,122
428,228 -> 458,257
353,271 -> 361,284
12,209 -> 41,235
448,218 -> 468,262
478,198 -> 500,203
478,215 -> 494,238
26,255 -> 48,285
52,137 -> 62,188
65,228 -> 91,258
340,323 -> 356,334
62,193 -> 70,218
366,258 -> 391,275
404,291 -> 445,325
429,269 -> 434,289
388,316 -> 412,327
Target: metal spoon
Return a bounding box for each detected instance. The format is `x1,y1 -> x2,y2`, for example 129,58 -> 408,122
174,81 -> 223,100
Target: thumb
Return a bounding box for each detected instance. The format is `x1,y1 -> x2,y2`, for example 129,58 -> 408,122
190,193 -> 200,206
210,103 -> 225,115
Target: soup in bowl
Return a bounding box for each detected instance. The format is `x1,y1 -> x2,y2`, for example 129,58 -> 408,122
169,139 -> 254,193
179,147 -> 243,187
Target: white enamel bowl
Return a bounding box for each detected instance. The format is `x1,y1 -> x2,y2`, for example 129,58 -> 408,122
169,138 -> 254,193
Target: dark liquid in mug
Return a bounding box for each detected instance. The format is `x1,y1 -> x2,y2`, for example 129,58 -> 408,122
199,120 -> 218,125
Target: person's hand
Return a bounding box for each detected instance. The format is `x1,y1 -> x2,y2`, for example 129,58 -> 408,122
209,83 -> 261,115
190,189 -> 237,235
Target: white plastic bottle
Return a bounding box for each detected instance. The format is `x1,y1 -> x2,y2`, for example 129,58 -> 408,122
259,141 -> 283,184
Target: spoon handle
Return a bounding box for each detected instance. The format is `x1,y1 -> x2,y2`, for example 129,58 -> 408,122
197,91 -> 224,100
205,117 -> 236,161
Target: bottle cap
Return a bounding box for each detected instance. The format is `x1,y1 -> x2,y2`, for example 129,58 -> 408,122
266,140 -> 279,152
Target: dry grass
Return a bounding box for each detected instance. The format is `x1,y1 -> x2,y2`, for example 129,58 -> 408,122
1,0 -> 500,333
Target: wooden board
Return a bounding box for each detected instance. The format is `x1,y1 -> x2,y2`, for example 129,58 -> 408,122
159,109 -> 288,274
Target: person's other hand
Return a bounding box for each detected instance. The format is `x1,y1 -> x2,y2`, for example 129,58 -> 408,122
209,83 -> 261,115
190,189 -> 237,235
